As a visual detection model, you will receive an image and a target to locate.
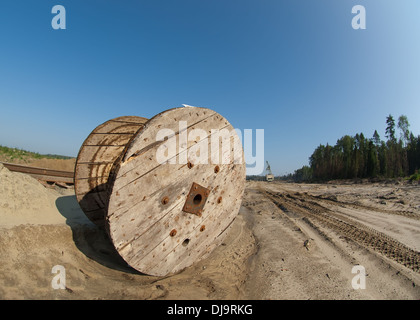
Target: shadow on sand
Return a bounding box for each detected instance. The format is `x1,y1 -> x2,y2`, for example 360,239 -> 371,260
55,194 -> 140,274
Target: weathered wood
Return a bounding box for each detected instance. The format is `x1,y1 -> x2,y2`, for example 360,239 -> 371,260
74,116 -> 148,225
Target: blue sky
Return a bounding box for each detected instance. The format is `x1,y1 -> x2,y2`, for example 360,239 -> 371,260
0,1 -> 419,175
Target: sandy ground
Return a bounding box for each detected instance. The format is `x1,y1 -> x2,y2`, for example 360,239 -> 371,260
243,181 -> 420,299
1,162 -> 419,299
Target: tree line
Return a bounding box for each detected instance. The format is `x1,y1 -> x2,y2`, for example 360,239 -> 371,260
287,115 -> 420,182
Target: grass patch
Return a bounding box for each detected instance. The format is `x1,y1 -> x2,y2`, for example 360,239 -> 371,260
0,145 -> 73,162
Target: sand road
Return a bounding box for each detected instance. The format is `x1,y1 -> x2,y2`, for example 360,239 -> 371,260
243,181 -> 420,299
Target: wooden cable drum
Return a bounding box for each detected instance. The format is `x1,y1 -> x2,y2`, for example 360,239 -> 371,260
74,106 -> 246,276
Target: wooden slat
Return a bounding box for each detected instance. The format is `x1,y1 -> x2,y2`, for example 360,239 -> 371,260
74,162 -> 113,180
74,176 -> 109,195
0,162 -> 74,184
82,133 -> 135,147
76,145 -> 125,164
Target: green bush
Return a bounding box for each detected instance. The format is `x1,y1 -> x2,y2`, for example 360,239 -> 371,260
409,171 -> 420,181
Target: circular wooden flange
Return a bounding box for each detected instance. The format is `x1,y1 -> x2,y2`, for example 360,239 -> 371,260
106,107 -> 246,276
74,116 -> 148,226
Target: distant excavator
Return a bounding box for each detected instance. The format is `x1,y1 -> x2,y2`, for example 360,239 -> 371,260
265,161 -> 274,182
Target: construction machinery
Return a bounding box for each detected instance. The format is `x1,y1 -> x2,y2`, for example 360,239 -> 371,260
265,161 -> 274,182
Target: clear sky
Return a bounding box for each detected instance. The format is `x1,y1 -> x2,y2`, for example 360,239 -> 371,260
0,0 -> 419,175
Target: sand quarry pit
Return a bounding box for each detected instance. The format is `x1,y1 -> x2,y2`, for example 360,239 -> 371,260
1,160 -> 420,299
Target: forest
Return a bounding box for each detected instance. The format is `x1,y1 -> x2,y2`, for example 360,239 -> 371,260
284,114 -> 420,182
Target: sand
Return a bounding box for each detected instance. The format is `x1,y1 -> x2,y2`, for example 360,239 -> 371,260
1,162 -> 419,299
243,181 -> 420,299
0,163 -> 69,227
0,163 -> 255,299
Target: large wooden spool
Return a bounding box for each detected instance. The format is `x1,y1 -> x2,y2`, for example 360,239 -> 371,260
74,106 -> 246,276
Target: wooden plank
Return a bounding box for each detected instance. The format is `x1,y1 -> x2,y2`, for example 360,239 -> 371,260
74,176 -> 109,195
74,162 -> 113,180
82,133 -> 135,147
1,162 -> 74,178
93,121 -> 146,134
76,145 -> 125,164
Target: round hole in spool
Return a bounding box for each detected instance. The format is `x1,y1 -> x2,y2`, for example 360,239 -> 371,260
182,239 -> 190,246
193,194 -> 202,205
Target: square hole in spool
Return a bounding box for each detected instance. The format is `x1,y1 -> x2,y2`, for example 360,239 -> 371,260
182,182 -> 210,216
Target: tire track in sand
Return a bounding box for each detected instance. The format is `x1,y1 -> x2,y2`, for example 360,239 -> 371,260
261,188 -> 420,273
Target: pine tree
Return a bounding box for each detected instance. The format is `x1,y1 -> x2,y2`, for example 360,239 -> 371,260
385,114 -> 396,143
372,130 -> 381,147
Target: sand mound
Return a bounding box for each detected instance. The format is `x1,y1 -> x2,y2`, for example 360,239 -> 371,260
0,163 -> 70,227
